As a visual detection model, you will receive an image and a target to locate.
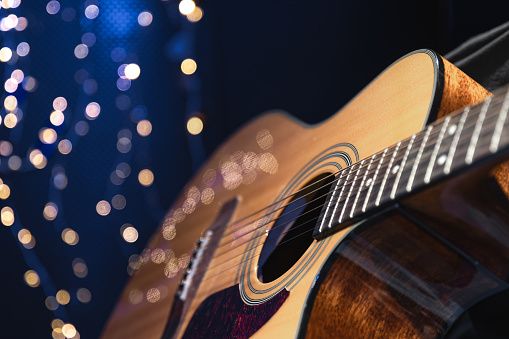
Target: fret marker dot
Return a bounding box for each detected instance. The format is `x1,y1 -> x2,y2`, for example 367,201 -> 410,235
391,165 -> 400,174
365,178 -> 372,187
437,153 -> 447,166
447,124 -> 457,136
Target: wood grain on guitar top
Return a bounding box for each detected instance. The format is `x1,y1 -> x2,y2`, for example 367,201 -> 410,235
100,50 -> 500,339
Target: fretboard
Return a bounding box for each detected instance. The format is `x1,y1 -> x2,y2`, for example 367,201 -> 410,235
313,84 -> 509,239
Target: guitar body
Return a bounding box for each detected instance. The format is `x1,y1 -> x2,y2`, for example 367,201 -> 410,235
101,50 -> 502,338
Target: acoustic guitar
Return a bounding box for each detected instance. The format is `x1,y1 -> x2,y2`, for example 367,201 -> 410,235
101,49 -> 509,338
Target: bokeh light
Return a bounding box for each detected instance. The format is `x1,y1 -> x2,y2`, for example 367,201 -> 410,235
179,0 -> 196,15
43,203 -> 58,221
187,7 -> 203,22
56,290 -> 70,305
181,58 -> 197,75
58,139 -> 72,154
121,224 -> 138,243
124,63 -> 140,80
1,206 -> 14,226
138,11 -> 152,26
24,270 -> 40,288
0,47 -> 12,62
187,116 -> 203,135
96,200 -> 111,216
136,120 -> 152,136
138,169 -> 154,186
85,5 -> 99,19
85,102 -> 101,120
46,1 -> 60,15
62,228 -> 79,246
50,110 -> 65,126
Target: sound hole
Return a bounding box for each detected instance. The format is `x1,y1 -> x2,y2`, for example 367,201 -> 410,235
257,173 -> 335,283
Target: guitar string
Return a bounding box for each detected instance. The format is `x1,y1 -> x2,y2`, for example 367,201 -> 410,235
205,105 -> 497,256
196,130 -> 497,284
198,117 -> 499,282
214,98 -> 499,242
197,106 -> 501,275
185,103 -> 507,283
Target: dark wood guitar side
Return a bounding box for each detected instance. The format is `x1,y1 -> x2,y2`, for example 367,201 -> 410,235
101,49 -> 509,339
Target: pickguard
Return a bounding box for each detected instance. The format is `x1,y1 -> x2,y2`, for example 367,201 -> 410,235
182,284 -> 289,338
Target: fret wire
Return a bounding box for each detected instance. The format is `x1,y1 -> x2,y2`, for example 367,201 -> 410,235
424,116 -> 451,183
465,97 -> 491,164
351,154 -> 376,218
406,126 -> 433,192
327,164 -> 356,229
338,160 -> 364,222
363,148 -> 387,212
375,141 -> 402,206
388,134 -> 415,199
490,88 -> 509,153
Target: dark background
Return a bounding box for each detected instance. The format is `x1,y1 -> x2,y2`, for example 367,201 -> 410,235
0,1 -> 508,338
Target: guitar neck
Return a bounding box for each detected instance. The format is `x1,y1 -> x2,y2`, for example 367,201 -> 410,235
313,84 -> 509,239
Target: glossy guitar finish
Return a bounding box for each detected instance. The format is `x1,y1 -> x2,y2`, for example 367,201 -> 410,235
101,50 -> 500,338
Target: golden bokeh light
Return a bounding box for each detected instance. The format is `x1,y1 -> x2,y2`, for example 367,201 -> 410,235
146,288 -> 161,303
50,110 -> 65,126
62,228 -> 79,245
179,0 -> 195,15
122,225 -> 138,243
30,149 -> 47,169
52,330 -> 65,339
187,6 -> 203,22
258,152 -> 279,174
136,120 -> 152,136
24,270 -> 40,287
187,116 -> 203,135
4,113 -> 18,128
1,206 -> 14,226
0,47 -> 12,62
124,63 -> 140,80
52,319 -> 65,330
96,200 -> 111,216
56,289 -> 71,305
43,202 -> 58,221
39,128 -> 58,144
201,187 -> 215,204
4,95 -> 17,111
181,58 -> 197,75
0,183 -> 10,199
151,248 -> 166,264
58,139 -> 72,155
138,169 -> 154,186
18,228 -> 32,245
62,324 -> 77,338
